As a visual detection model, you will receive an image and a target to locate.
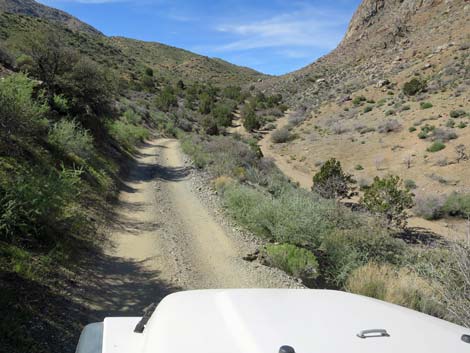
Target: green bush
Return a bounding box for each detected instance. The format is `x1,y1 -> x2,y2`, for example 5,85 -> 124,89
420,102 -> 433,109
363,106 -> 373,113
0,163 -> 83,241
48,119 -> 94,160
242,107 -> 260,131
0,73 -> 47,139
264,243 -> 319,283
403,78 -> 426,96
442,193 -> 470,218
408,126 -> 416,132
107,120 -> 149,149
450,110 -> 466,118
123,109 -> 142,125
212,103 -> 233,127
352,96 -> 366,105
312,158 -> 355,199
427,141 -> 446,153
198,92 -> 213,114
360,175 -> 414,228
354,164 -> 364,171
404,179 -> 417,190
155,86 -> 177,112
320,227 -> 405,286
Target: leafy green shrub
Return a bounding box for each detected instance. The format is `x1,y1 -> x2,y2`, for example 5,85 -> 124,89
420,102 -> 433,109
321,227 -> 405,286
271,128 -> 292,143
352,96 -> 366,105
364,105 -> 374,113
107,120 -> 149,149
198,92 -> 213,114
0,73 -> 47,139
123,109 -> 142,125
404,179 -> 417,190
223,183 -> 357,247
242,107 -> 260,131
263,243 -> 319,283
48,119 -> 94,160
0,163 -> 83,241
403,78 -> 426,96
312,158 -> 355,199
458,122 -> 467,129
360,175 -> 414,228
155,86 -> 177,112
427,141 -> 446,153
450,110 -> 466,118
212,103 -> 233,127
52,94 -> 69,114
442,193 -> 470,219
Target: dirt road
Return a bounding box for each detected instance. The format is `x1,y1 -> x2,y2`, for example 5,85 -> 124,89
84,138 -> 299,318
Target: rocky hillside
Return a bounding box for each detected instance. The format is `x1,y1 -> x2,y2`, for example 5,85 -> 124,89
259,0 -> 469,108
0,0 -> 100,34
257,0 -> 469,237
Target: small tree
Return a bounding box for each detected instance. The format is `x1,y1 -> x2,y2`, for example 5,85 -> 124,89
360,175 -> 414,229
198,92 -> 213,114
312,158 -> 355,199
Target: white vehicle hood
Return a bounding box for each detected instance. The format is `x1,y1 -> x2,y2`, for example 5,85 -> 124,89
104,289 -> 470,353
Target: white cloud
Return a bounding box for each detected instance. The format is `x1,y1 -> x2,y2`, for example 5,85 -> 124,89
214,5 -> 350,52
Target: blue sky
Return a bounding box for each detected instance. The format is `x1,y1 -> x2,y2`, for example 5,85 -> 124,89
38,0 -> 361,75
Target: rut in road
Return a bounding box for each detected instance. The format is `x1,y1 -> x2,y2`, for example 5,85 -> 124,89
83,138 -> 299,318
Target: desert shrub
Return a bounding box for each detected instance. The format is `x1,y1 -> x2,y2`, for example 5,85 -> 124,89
450,110 -> 466,118
288,110 -> 307,126
312,158 -> 355,199
51,94 -> 69,114
425,242 -> 470,326
0,163 -> 83,242
242,107 -> 260,131
446,120 -> 456,128
48,120 -> 94,160
427,141 -> 446,153
377,119 -> 402,133
413,194 -> 445,220
331,123 -> 350,135
355,164 -> 364,171
385,109 -> 396,116
420,102 -> 433,109
212,103 -> 233,127
201,115 -> 219,135
123,109 -> 142,125
155,86 -> 177,112
263,243 -> 319,283
404,179 -> 417,190
271,128 -> 292,143
352,95 -> 366,105
408,126 -> 416,132
0,45 -> 14,68
321,227 -> 405,286
346,263 -> 439,315
223,183 -> 359,248
432,128 -> 457,142
61,58 -> 116,117
0,73 -> 47,140
403,78 -> 426,96
222,86 -> 243,102
198,92 -> 213,114
360,175 -> 414,228
442,192 -> 470,219
107,120 -> 149,149
180,135 -> 209,168
458,122 -> 467,129
363,106 -> 373,113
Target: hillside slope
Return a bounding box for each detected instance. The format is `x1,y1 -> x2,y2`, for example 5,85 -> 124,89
0,0 -> 100,34
0,1 -> 265,86
257,0 -> 469,236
